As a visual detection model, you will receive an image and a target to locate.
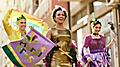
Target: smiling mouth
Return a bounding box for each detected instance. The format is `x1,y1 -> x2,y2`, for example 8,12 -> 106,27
59,18 -> 65,21
21,26 -> 26,29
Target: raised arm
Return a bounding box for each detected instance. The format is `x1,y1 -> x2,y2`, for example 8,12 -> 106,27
106,38 -> 115,49
2,9 -> 13,36
2,9 -> 21,41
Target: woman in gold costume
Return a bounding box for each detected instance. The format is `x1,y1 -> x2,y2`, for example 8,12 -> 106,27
45,6 -> 76,67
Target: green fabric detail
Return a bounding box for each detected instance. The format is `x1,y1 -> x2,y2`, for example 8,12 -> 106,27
2,45 -> 23,67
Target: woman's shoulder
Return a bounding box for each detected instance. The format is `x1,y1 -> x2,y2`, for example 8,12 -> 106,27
47,27 -> 56,32
50,27 -> 56,30
85,34 -> 91,38
99,35 -> 106,40
83,34 -> 92,40
99,34 -> 105,38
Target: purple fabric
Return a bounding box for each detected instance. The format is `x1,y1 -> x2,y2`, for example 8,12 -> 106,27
10,29 -> 55,67
88,51 -> 111,67
83,35 -> 106,51
69,42 -> 76,50
82,35 -> 111,67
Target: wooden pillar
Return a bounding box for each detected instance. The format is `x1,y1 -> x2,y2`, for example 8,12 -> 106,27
112,4 -> 120,67
87,1 -> 94,34
67,1 -> 71,30
116,4 -> 120,67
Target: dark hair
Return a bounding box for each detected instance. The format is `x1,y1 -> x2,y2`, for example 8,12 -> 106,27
52,7 -> 67,22
91,20 -> 102,27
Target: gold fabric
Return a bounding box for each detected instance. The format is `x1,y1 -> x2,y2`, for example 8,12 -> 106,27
50,28 -> 72,67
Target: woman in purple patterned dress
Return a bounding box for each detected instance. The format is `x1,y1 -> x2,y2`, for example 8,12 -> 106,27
82,20 -> 115,67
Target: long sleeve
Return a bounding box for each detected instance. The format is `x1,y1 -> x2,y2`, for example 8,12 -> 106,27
83,36 -> 90,48
2,9 -> 21,41
82,36 -> 91,63
83,36 -> 91,54
2,10 -> 13,36
83,47 -> 90,58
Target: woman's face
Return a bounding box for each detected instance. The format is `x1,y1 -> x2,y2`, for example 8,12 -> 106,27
54,10 -> 66,24
17,19 -> 26,30
93,24 -> 101,34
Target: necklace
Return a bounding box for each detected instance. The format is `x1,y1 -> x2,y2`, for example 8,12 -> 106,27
93,33 -> 99,36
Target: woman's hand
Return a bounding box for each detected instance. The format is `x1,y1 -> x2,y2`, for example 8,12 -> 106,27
106,38 -> 116,48
87,57 -> 92,62
110,38 -> 116,46
112,38 -> 116,43
29,26 -> 34,30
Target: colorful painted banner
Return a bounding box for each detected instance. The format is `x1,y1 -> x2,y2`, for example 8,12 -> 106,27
10,10 -> 49,35
2,9 -> 49,42
2,29 -> 55,67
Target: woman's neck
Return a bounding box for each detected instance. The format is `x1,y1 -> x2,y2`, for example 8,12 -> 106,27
56,24 -> 64,29
91,34 -> 101,39
19,29 -> 26,36
92,33 -> 99,36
